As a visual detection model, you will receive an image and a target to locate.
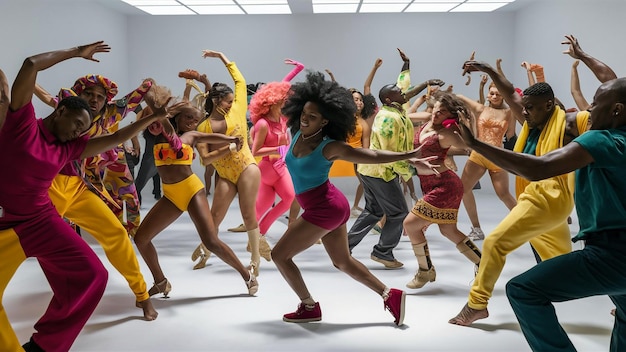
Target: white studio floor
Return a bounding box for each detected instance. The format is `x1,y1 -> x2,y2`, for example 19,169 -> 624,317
5,175 -> 616,352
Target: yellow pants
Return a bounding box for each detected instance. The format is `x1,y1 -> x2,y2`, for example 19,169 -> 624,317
0,228 -> 26,351
468,179 -> 573,310
49,174 -> 149,302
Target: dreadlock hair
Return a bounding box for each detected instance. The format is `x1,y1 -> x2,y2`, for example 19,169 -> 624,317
57,96 -> 93,121
282,71 -> 356,142
436,92 -> 469,121
523,82 -> 554,100
205,82 -> 233,115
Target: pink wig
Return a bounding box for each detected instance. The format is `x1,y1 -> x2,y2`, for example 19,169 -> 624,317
248,81 -> 291,124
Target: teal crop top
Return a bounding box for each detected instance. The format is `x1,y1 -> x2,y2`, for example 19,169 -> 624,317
285,130 -> 334,194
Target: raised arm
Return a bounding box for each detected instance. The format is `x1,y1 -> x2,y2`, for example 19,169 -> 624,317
0,69 -> 9,131
463,60 -> 524,125
283,59 -> 304,82
324,69 -> 336,82
570,60 -> 590,111
562,34 -> 617,83
81,103 -> 168,159
457,118 -> 592,181
34,83 -> 57,108
11,41 -> 110,111
404,79 -> 444,101
397,48 -> 410,72
364,58 -> 382,96
521,61 -> 536,86
478,74 -> 488,104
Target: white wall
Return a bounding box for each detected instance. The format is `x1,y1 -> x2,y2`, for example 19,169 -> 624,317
0,0 -> 130,116
126,12 -> 516,101
511,0 -> 626,109
2,0 -> 625,115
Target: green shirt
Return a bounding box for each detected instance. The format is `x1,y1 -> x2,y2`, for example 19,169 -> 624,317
572,127 -> 626,241
358,104 -> 414,182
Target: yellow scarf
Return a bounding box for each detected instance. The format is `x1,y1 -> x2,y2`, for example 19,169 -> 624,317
513,106 -> 567,197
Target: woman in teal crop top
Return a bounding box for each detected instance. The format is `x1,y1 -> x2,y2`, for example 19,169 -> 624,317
134,101 -> 259,298
272,71 -> 436,326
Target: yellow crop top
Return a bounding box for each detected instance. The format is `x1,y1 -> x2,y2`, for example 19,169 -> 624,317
154,143 -> 194,166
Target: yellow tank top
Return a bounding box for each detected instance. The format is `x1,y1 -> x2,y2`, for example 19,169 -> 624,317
154,143 -> 194,166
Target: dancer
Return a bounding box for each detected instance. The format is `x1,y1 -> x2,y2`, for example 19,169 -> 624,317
457,76 -> 626,352
42,76 -> 160,320
402,92 -> 481,289
272,71 -> 435,325
37,74 -> 151,236
347,48 -> 441,268
194,50 -> 264,274
0,41 -> 170,352
457,78 -> 517,240
249,59 -> 303,237
448,59 -> 589,327
133,101 -> 258,297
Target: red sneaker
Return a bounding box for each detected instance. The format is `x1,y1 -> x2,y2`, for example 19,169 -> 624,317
283,302 -> 322,323
384,288 -> 406,326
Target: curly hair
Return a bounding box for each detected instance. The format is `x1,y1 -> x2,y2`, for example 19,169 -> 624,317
436,92 -> 469,121
523,82 -> 554,99
361,93 -> 377,120
248,81 -> 291,124
205,82 -> 233,115
282,71 -> 356,142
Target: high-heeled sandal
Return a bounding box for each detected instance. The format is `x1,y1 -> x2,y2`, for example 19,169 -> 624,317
246,268 -> 258,296
191,244 -> 211,270
148,278 -> 171,298
249,261 -> 259,277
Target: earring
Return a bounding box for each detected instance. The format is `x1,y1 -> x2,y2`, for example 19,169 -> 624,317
614,111 -> 619,116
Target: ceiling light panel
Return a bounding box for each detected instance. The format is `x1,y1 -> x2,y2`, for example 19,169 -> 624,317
404,2 -> 460,12
362,0 -> 410,3
188,4 -> 245,13
451,2 -> 509,11
122,0 -> 180,5
136,5 -> 196,14
312,0 -> 359,3
313,3 -> 359,13
241,4 -> 292,13
360,3 -> 409,12
180,0 -> 234,4
236,0 -> 288,3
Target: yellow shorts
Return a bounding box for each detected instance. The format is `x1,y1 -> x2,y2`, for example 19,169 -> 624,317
468,151 -> 503,172
162,174 -> 205,211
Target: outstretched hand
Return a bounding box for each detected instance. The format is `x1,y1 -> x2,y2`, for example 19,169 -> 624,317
397,48 -> 409,62
284,58 -> 300,66
409,156 -> 440,175
202,50 -> 222,58
454,107 -> 478,147
374,58 -> 383,68
562,34 -> 584,59
77,41 -> 110,62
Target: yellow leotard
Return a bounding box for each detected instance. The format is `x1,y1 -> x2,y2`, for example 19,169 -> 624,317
196,62 -> 256,184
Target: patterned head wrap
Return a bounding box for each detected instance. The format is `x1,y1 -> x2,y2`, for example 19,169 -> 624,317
70,74 -> 119,102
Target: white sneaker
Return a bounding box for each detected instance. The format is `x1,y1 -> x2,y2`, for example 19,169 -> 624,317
350,207 -> 361,218
468,227 -> 485,241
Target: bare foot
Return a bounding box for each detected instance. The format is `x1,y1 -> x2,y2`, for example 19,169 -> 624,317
448,303 -> 488,326
137,299 -> 158,321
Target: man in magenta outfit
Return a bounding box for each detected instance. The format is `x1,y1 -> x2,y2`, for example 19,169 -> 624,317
0,42 -> 171,352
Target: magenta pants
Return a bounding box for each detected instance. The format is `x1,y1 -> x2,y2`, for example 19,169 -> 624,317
256,157 -> 295,234
296,180 -> 350,231
0,208 -> 108,352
